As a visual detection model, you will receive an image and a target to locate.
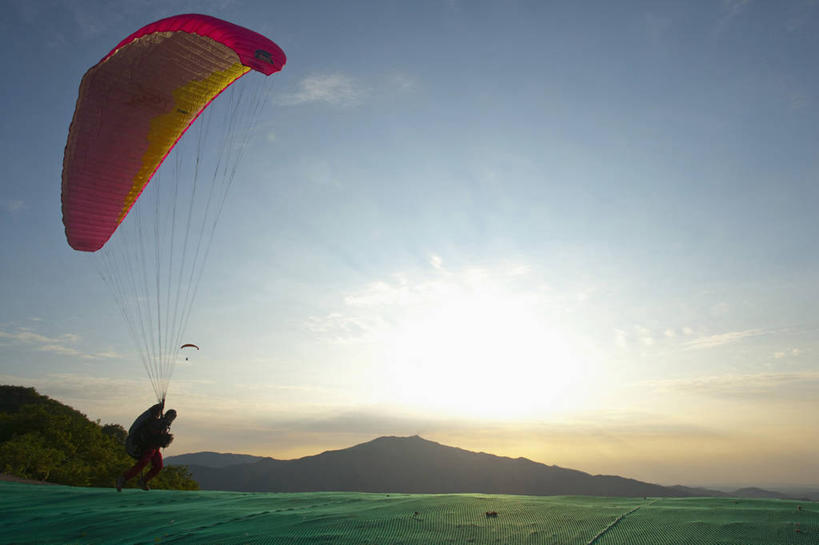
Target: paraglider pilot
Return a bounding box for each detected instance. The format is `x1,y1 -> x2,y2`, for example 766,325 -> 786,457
117,401 -> 176,491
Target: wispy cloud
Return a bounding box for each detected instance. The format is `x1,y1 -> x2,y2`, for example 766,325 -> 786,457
643,370 -> 819,399
683,328 -> 765,350
0,330 -> 75,345
343,278 -> 415,308
635,325 -> 654,346
275,408 -> 720,442
304,312 -> 384,344
305,259 -> 542,343
615,325 -> 694,349
0,328 -> 122,360
278,74 -> 366,107
774,347 -> 802,359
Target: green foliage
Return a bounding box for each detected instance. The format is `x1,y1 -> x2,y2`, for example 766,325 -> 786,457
101,423 -> 127,445
0,385 -> 198,490
0,432 -> 64,480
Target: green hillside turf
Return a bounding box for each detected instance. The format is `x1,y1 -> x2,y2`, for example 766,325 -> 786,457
1,481 -> 815,544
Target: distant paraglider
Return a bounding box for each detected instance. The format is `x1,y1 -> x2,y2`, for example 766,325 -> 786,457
62,14 -> 286,402
181,343 -> 199,361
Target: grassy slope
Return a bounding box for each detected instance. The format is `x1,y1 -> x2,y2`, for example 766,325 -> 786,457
2,481 -> 815,545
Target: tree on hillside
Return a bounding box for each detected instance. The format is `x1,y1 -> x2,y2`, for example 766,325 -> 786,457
102,423 -> 127,445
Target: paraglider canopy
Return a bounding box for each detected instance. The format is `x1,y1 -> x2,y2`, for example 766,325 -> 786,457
62,13 -> 286,252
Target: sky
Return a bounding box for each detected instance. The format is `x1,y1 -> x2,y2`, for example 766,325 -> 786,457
1,0 -> 818,490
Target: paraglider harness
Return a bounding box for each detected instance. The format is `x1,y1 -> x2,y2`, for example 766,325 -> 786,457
125,400 -> 176,459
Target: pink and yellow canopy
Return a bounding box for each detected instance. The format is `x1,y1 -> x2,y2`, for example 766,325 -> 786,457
62,14 -> 286,252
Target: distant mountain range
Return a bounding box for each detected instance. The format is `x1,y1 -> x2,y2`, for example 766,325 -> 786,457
165,435 -> 809,499
166,452 -> 264,468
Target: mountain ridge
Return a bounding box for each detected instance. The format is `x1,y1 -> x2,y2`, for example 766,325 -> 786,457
167,435 -> 717,497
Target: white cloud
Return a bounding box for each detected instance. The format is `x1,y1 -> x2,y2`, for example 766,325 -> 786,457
612,324 -> 761,351
276,69 -> 416,109
0,329 -> 70,345
0,328 -> 122,360
304,312 -> 386,344
683,329 -> 765,350
278,74 -> 366,107
343,280 -> 412,308
39,344 -> 83,357
340,262 -> 535,311
642,370 -> 819,399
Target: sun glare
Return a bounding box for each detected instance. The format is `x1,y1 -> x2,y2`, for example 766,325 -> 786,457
378,288 -> 591,419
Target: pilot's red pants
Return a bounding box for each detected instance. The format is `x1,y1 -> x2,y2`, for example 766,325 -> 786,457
124,448 -> 163,482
